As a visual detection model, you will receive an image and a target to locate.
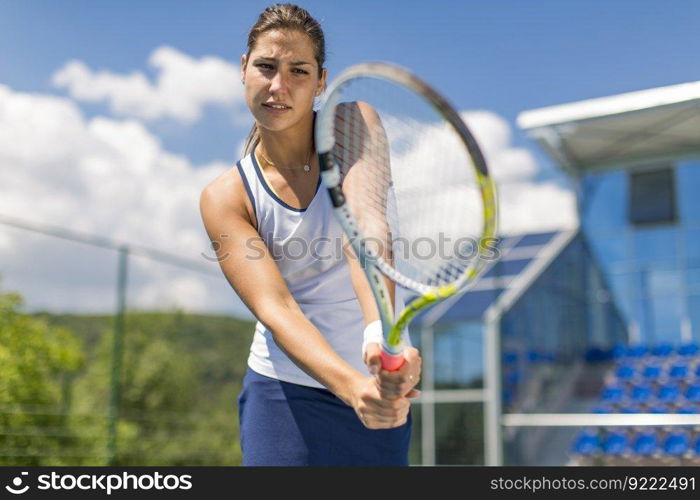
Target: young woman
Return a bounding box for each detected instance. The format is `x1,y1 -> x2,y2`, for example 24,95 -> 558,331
199,3 -> 422,466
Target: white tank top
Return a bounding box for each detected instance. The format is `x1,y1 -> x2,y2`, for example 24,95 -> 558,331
237,144 -> 370,388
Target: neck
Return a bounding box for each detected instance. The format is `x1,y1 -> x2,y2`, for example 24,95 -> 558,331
257,111 -> 314,167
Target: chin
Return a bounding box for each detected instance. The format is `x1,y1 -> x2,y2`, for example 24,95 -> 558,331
255,113 -> 299,133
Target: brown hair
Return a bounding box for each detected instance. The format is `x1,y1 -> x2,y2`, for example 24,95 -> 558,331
242,3 -> 326,155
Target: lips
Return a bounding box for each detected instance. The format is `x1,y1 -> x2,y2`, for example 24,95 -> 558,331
262,102 -> 292,114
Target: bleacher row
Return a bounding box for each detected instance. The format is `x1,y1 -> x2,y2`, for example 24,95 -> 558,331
570,342 -> 700,465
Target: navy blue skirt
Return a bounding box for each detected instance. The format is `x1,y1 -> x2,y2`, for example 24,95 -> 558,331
237,367 -> 412,466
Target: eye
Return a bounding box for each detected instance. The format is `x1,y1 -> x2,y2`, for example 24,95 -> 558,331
292,68 -> 310,75
255,63 -> 274,71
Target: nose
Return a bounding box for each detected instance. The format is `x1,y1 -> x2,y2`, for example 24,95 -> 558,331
269,70 -> 288,96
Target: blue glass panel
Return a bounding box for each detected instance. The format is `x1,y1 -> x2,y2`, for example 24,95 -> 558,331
648,268 -> 682,296
583,171 -> 627,232
630,297 -> 652,341
587,234 -> 627,268
687,268 -> 700,289
677,162 -> 700,224
652,295 -> 682,344
483,259 -> 531,278
434,322 -> 483,389
607,271 -> 633,320
440,289 -> 504,321
632,227 -> 678,264
511,232 -> 558,248
685,229 -> 700,261
688,295 -> 700,340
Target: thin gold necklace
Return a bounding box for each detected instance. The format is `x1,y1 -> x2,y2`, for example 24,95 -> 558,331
258,143 -> 313,173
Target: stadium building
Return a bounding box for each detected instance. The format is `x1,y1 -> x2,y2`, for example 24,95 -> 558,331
410,80 -> 700,465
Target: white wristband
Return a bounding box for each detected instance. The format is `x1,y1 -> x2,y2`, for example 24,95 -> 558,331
362,320 -> 384,357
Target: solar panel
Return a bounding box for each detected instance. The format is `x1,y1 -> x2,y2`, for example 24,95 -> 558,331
417,230 -> 568,323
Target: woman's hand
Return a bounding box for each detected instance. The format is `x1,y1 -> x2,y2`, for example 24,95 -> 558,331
349,374 -> 412,429
364,344 -> 422,401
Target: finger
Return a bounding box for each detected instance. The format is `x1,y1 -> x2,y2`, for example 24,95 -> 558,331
405,388 -> 421,399
403,346 -> 422,363
361,405 -> 410,425
365,343 -> 382,375
377,383 -> 404,398
362,395 -> 410,412
376,375 -> 419,396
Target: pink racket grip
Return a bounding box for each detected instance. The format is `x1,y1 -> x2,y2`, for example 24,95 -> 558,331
380,349 -> 405,371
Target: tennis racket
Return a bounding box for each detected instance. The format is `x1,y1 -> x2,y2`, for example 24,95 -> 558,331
315,62 -> 498,371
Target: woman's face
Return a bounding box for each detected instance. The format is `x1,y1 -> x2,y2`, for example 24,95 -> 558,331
242,29 -> 326,134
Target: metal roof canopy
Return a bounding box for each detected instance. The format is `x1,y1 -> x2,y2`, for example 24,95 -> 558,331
517,80 -> 700,175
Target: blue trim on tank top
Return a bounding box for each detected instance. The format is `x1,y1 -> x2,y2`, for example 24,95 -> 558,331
250,144 -> 322,213
236,161 -> 257,222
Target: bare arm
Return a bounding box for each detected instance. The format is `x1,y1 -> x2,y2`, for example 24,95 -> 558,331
337,101 -> 396,320
335,101 -> 422,398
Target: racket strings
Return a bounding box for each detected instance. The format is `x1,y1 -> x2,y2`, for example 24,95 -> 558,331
332,77 -> 485,289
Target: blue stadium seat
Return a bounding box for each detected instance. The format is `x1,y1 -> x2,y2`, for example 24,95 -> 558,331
626,345 -> 648,358
630,384 -> 653,404
591,405 -> 614,414
505,370 -> 521,386
502,389 -> 514,407
603,432 -> 629,455
585,346 -> 610,362
676,404 -> 698,414
652,343 -> 674,357
572,430 -> 600,456
610,344 -> 626,360
642,364 -> 663,382
633,432 -> 659,456
694,436 -> 700,456
657,384 -> 681,404
663,432 -> 690,456
678,343 -> 700,357
503,351 -> 518,365
668,363 -> 689,380
615,364 -> 636,381
685,384 -> 700,403
600,385 -> 625,404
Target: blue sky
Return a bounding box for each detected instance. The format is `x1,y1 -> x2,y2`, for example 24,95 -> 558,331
2,0 -> 699,164
1,0 -> 699,315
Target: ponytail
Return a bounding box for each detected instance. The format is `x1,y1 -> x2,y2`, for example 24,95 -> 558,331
243,123 -> 260,156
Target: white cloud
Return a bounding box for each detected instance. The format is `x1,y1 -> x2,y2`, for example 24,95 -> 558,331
0,83 -> 249,316
496,180 -> 578,235
51,46 -> 245,123
380,109 -> 577,239
461,111 -> 578,235
461,110 -> 539,183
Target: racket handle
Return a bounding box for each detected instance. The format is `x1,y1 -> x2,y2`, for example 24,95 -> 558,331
380,349 -> 405,371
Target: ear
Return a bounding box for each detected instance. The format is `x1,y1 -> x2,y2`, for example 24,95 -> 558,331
316,67 -> 327,96
240,54 -> 247,83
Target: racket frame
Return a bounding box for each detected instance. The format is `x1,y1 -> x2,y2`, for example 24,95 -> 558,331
315,62 -> 497,363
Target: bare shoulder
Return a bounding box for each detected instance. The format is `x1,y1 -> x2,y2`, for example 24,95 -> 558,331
199,164 -> 253,224
336,101 -> 381,126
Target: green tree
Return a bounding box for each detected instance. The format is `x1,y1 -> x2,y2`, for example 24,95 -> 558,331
0,290 -> 85,465
72,310 -> 247,465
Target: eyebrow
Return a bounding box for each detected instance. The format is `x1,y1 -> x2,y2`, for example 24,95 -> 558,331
254,57 -> 313,66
